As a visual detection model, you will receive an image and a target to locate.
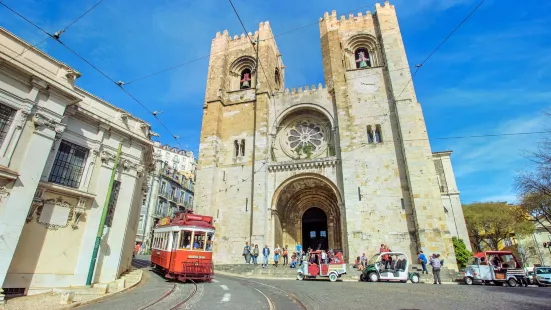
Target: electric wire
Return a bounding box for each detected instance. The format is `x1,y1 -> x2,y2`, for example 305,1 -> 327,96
0,2 -> 182,145
123,4 -> 373,85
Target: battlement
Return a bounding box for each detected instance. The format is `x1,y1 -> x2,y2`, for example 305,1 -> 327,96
279,83 -> 326,96
319,1 -> 393,23
214,21 -> 273,43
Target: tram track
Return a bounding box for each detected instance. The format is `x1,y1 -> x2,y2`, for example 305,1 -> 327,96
230,276 -> 308,310
136,279 -> 198,310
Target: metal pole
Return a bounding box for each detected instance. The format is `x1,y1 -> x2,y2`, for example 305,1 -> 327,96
86,140 -> 123,286
249,34 -> 260,245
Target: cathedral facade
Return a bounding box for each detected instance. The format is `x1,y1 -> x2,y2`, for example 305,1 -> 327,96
194,1 -> 470,268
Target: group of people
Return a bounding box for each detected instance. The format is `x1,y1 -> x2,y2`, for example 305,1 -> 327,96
418,251 -> 444,284
242,242 -> 342,268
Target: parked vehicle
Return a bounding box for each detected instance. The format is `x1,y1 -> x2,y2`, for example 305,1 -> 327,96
463,251 -> 528,287
360,252 -> 420,283
296,250 -> 347,282
150,211 -> 215,282
532,267 -> 551,287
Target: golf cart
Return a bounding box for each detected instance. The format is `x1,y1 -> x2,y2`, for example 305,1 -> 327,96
360,252 -> 420,283
463,251 -> 528,287
296,250 -> 347,282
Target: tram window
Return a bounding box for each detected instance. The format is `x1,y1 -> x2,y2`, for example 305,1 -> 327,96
180,231 -> 192,248
206,232 -> 214,251
193,231 -> 206,250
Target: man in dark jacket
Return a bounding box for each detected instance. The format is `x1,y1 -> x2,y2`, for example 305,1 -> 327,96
262,245 -> 270,268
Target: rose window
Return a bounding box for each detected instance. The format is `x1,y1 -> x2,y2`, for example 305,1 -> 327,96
288,121 -> 324,151
279,116 -> 330,159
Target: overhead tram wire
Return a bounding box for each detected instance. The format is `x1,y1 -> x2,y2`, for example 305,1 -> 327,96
393,0 -> 486,100
122,4 -> 373,86
1,0 -> 106,60
0,2 -> 182,146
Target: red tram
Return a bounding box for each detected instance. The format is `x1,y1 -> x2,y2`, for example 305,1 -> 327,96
150,211 -> 215,282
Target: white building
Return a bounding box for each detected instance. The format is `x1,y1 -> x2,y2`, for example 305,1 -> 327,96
0,27 -> 154,300
136,143 -> 197,253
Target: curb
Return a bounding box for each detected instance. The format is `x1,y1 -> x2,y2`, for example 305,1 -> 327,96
67,269 -> 144,309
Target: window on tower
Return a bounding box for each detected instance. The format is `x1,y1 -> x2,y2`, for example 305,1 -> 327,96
234,140 -> 239,157
274,68 -> 281,90
375,125 -> 383,143
240,139 -> 245,156
367,125 -> 374,144
354,48 -> 371,69
240,69 -> 252,89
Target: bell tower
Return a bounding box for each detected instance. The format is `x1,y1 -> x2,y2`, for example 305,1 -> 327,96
319,1 -> 457,268
194,22 -> 284,262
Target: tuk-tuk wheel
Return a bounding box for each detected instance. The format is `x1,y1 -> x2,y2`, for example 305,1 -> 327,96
329,273 -> 338,282
368,272 -> 379,282
297,272 -> 304,281
360,273 -> 366,282
507,278 -> 517,287
410,274 -> 420,283
464,277 -> 473,285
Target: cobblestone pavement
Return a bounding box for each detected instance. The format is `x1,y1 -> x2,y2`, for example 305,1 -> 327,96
78,258 -> 551,310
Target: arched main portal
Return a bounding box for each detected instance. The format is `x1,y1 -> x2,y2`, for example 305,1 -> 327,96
272,174 -> 342,252
302,207 -> 328,250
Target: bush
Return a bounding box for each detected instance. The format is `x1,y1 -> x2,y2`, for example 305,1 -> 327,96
452,236 -> 472,268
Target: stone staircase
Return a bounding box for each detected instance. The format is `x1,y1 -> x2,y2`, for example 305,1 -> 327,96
215,263 -> 462,283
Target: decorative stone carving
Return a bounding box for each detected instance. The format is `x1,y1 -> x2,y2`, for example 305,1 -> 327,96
150,130 -> 160,137
100,150 -> 116,164
32,112 -> 66,134
72,198 -> 87,230
267,157 -> 338,172
15,111 -> 30,130
64,68 -> 81,83
36,196 -> 73,230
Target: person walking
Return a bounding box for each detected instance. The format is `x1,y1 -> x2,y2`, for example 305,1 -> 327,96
418,251 -> 428,274
252,244 -> 260,265
243,242 -> 251,264
282,246 -> 289,266
262,245 -> 271,268
429,253 -> 442,284
274,244 -> 281,267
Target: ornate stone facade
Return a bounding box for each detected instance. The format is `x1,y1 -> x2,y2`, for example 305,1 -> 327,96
194,1 -> 469,268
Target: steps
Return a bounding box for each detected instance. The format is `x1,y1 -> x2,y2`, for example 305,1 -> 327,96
215,264 -> 462,283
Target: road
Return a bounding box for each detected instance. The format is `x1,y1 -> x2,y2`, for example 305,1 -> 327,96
79,257 -> 551,310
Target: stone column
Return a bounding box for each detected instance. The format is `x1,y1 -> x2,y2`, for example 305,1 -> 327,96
327,217 -> 335,250
0,116 -> 63,291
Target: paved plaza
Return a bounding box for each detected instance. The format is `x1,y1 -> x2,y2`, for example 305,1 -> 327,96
76,258 -> 551,310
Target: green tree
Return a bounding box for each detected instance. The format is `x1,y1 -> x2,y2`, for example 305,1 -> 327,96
452,237 -> 472,268
463,202 -> 535,251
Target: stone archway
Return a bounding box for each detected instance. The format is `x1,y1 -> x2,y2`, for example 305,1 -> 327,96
272,174 -> 342,252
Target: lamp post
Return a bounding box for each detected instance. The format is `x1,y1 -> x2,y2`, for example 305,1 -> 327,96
86,140 -> 123,286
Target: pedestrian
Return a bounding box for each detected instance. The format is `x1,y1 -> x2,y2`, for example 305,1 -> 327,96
252,244 -> 259,265
243,242 -> 251,264
283,245 -> 289,266
274,244 -> 281,267
295,242 -> 302,261
262,245 -> 271,268
429,253 -> 442,284
418,251 -> 428,274
321,250 -> 327,264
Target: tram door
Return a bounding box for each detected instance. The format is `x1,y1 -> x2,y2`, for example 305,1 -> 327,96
170,231 -> 179,269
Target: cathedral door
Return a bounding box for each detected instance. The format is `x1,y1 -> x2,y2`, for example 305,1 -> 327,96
302,207 -> 328,250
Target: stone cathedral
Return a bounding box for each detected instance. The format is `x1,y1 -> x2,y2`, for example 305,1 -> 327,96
194,1 -> 470,267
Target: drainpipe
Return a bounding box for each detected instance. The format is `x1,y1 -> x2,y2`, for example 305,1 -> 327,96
86,140 -> 123,286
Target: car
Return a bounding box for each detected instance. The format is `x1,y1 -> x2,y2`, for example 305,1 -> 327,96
533,267 -> 551,287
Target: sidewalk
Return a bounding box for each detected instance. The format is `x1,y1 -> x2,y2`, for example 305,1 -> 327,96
3,269 -> 143,310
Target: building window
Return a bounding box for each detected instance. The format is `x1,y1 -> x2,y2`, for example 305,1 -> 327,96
138,214 -> 145,231
0,104 -> 16,146
240,139 -> 245,156
355,48 -> 371,68
375,125 -> 382,143
274,68 -> 281,90
367,125 -> 374,144
240,69 -> 252,89
234,140 -> 239,157
105,180 -> 122,227
48,140 -> 89,188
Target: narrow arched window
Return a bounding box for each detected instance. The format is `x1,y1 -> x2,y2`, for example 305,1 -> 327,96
234,140 -> 239,157
355,48 -> 371,69
240,69 -> 252,89
274,68 -> 281,90
240,139 -> 246,156
367,125 -> 374,144
375,125 -> 382,143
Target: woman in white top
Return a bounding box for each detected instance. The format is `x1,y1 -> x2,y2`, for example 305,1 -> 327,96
273,244 -> 281,267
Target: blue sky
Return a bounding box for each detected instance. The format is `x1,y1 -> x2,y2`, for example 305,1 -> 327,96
1,0 -> 550,203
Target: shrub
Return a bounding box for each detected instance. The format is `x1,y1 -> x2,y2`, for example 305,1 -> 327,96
452,236 -> 472,268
